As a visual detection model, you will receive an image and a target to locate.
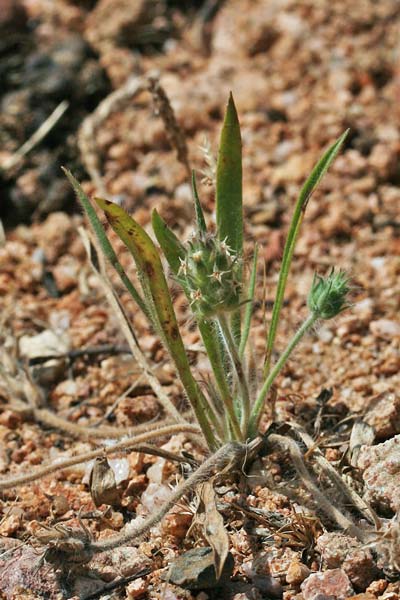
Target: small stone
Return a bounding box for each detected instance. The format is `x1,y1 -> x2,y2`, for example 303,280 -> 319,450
366,579 -> 388,595
301,569 -> 353,600
126,577 -> 148,599
369,319 -> 400,340
168,547 -> 234,590
19,329 -> 69,385
365,393 -> 400,439
358,435 -> 400,513
140,483 -> 171,514
286,560 -> 311,585
90,545 -> 151,581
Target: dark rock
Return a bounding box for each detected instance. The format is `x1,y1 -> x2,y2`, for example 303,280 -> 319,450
168,546 -> 234,590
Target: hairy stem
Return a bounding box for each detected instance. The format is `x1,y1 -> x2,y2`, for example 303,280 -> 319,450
91,441 -> 246,553
249,312 -> 318,435
32,407 -> 192,440
291,424 -> 378,526
0,424 -> 201,491
217,313 -> 250,436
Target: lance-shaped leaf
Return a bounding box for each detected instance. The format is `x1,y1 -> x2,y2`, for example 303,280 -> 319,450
95,197 -> 217,449
152,209 -> 241,440
151,209 -> 186,276
263,130 -> 349,376
216,93 -> 243,255
216,93 -> 243,341
63,168 -> 149,320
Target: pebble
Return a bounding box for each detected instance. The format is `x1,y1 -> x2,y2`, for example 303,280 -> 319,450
19,329 -> 69,385
140,482 -> 171,514
301,569 -> 354,600
286,560 -> 311,585
358,435 -> 400,513
316,533 -> 378,591
168,547 -> 234,590
364,393 -> 400,439
369,319 -> 400,340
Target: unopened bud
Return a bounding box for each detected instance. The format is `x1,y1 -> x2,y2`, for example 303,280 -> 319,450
308,269 -> 351,320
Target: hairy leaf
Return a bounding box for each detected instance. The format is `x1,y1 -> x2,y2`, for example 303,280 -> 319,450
263,130 -> 349,375
152,209 -> 185,275
63,168 -> 148,319
216,93 -> 243,256
95,197 -> 217,449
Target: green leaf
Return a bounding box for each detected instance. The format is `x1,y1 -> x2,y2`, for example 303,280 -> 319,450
95,197 -> 218,449
216,93 -> 243,256
216,93 -> 243,341
239,244 -> 258,360
63,168 -> 149,320
153,209 -> 240,439
263,130 -> 349,376
191,171 -> 207,236
152,209 -> 185,275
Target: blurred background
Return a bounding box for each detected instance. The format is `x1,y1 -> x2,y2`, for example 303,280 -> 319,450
1,0 -> 399,228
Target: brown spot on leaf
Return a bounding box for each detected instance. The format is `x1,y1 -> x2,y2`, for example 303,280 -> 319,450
144,261 -> 155,277
170,325 -> 180,340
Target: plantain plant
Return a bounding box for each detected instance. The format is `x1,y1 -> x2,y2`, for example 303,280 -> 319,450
64,94 -> 350,451
13,92 -> 353,565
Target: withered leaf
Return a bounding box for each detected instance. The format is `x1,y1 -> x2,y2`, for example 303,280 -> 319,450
349,420 -> 375,467
89,456 -> 121,507
197,481 -> 229,580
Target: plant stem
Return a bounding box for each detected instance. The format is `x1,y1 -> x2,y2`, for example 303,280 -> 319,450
217,313 -> 250,436
91,442 -> 246,553
262,131 -> 349,378
249,312 -> 318,435
199,320 -> 242,441
0,424 -> 202,491
239,244 -> 258,360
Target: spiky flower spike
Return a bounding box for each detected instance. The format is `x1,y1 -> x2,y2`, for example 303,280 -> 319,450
177,233 -> 242,318
308,269 -> 351,320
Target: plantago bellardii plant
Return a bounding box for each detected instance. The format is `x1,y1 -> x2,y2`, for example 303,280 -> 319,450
64,94 -> 350,450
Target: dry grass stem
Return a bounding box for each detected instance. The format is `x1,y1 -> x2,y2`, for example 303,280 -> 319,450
0,423 -> 201,491
148,74 -> 191,177
78,77 -> 144,195
2,101 -> 69,171
269,434 -> 365,542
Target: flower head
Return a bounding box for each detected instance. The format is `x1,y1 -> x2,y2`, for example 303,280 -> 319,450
177,233 -> 242,317
308,269 -> 351,320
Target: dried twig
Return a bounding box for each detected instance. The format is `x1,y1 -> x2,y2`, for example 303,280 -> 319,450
81,568 -> 152,600
27,344 -> 132,366
1,101 -> 69,171
268,433 -> 366,542
78,76 -> 144,195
